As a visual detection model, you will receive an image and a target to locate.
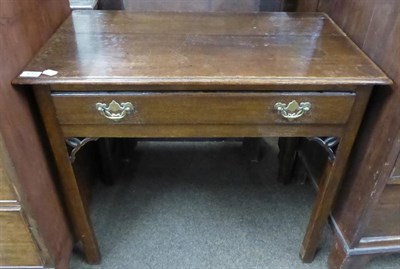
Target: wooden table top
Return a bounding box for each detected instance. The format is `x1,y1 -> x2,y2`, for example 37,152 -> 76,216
14,11 -> 391,87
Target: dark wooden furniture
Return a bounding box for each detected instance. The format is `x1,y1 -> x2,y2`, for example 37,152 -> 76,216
13,11 -> 390,265
0,134 -> 44,267
320,1 -> 400,268
329,124 -> 400,269
95,0 -> 288,184
280,1 -> 400,268
284,102 -> 400,269
292,1 -> 400,268
282,132 -> 400,269
0,0 -> 72,268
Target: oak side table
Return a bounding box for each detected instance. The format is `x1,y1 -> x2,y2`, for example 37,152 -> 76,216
13,11 -> 391,265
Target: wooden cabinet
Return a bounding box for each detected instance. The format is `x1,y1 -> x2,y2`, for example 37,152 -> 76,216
0,137 -> 44,267
284,128 -> 400,268
0,166 -> 18,202
327,105 -> 400,269
0,0 -> 72,268
0,211 -> 43,267
283,1 -> 400,268
320,1 -> 400,268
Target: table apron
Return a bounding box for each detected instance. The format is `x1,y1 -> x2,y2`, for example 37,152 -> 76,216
60,124 -> 345,138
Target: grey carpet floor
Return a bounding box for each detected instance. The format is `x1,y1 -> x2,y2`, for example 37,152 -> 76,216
71,140 -> 400,269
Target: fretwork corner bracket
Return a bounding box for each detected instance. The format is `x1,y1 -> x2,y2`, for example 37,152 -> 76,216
307,137 -> 339,162
65,137 -> 99,162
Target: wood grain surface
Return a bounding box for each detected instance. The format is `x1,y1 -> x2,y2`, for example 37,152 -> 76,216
319,0 -> 400,243
0,0 -> 72,268
312,1 -> 400,268
13,12 -> 390,87
52,92 -> 355,125
0,166 -> 18,202
0,211 -> 43,267
13,10 -> 391,266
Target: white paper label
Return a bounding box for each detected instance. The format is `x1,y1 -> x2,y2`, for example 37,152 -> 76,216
42,69 -> 58,76
19,71 -> 42,78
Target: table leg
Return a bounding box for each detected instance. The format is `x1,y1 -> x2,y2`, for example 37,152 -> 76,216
242,138 -> 264,163
300,87 -> 372,262
277,137 -> 300,184
34,87 -> 101,264
98,138 -> 138,185
98,138 -> 116,185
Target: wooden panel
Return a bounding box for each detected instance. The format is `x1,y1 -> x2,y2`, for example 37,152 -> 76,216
362,1 -> 400,88
99,0 -> 262,12
260,0 -> 283,11
319,0 -> 400,72
389,152 -> 400,184
0,133 -> 18,203
331,87 -> 400,244
59,12 -> 341,35
317,0 -> 332,13
211,0 -> 260,12
286,0 -> 319,12
325,0 -> 377,47
0,211 -> 42,267
316,1 -> 400,266
319,0 -> 400,238
122,0 -> 210,12
13,12 -> 390,87
364,185 -> 400,237
0,0 -> 72,268
52,92 -> 355,125
0,166 -> 17,202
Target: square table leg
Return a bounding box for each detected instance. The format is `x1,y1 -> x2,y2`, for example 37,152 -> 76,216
34,86 -> 101,264
300,87 -> 372,262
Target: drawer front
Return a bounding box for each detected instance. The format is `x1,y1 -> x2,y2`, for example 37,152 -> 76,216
364,184 -> 400,237
0,211 -> 42,267
52,92 -> 355,126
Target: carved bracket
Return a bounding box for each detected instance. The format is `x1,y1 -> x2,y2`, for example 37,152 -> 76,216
307,137 -> 339,162
65,137 -> 99,163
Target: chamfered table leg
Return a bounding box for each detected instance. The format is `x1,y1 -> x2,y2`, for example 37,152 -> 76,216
34,86 -> 101,264
300,87 -> 372,262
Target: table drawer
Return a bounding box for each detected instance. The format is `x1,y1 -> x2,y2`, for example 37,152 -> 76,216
52,92 -> 355,126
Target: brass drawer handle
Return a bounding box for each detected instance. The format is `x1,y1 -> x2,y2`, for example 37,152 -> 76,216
274,100 -> 311,121
96,100 -> 134,121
